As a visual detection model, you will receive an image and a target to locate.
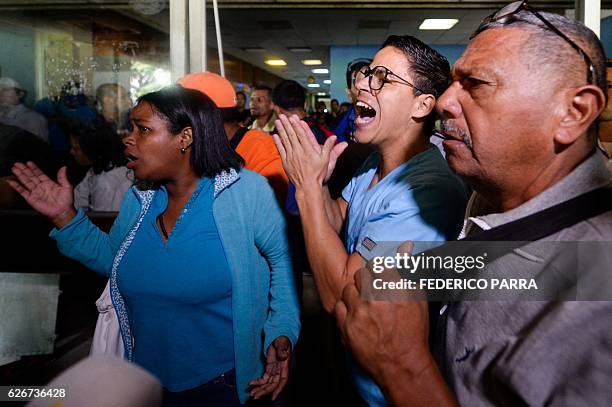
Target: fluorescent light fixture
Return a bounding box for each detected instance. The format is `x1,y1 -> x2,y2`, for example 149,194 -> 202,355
323,79 -> 331,84
288,47 -> 312,52
242,47 -> 265,53
302,59 -> 322,65
419,19 -> 459,30
307,83 -> 320,88
265,59 -> 287,66
312,68 -> 329,74
317,92 -> 327,96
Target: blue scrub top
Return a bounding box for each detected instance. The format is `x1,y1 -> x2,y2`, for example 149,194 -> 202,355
118,177 -> 235,391
342,147 -> 467,405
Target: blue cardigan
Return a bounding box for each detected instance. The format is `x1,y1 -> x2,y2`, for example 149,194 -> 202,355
50,168 -> 300,403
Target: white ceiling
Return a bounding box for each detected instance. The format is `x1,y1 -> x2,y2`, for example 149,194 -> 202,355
206,8 -> 499,90
2,1 -> 609,93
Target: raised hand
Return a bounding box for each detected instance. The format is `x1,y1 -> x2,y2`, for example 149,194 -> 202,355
7,162 -> 76,227
248,336 -> 292,401
273,114 -> 347,188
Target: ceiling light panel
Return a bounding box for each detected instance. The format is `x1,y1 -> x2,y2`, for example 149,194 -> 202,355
265,59 -> 287,66
419,19 -> 459,30
288,47 -> 312,52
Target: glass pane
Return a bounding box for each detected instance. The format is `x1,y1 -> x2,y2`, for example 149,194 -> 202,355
0,1 -> 170,153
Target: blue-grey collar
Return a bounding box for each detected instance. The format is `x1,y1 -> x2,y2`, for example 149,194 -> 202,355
467,152 -> 612,230
131,168 -> 240,202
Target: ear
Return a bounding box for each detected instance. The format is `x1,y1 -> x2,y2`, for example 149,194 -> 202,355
411,94 -> 436,120
273,105 -> 280,115
179,127 -> 193,150
554,85 -> 606,145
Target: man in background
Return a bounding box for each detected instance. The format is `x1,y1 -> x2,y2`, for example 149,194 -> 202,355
235,90 -> 251,126
179,72 -> 288,203
249,85 -> 276,134
95,83 -> 132,137
0,77 -> 48,143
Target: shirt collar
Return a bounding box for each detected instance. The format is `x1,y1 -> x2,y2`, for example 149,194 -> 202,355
460,151 -> 612,237
131,168 -> 240,203
213,168 -> 239,197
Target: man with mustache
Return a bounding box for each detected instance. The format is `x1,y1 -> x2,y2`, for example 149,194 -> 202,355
334,3 -> 611,406
274,35 -> 467,405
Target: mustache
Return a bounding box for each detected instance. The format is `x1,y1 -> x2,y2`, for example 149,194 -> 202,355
440,121 -> 472,149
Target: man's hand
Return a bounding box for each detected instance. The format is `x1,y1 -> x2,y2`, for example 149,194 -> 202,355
334,267 -> 431,383
249,336 -> 292,401
334,249 -> 458,406
272,114 -> 347,188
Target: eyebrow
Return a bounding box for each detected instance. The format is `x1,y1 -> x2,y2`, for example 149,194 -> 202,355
451,64 -> 496,81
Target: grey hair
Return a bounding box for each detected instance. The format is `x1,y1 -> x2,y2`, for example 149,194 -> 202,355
476,10 -> 607,137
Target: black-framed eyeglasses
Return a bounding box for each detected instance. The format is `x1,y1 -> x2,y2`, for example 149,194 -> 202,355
356,65 -> 426,93
346,58 -> 373,87
471,0 -> 594,84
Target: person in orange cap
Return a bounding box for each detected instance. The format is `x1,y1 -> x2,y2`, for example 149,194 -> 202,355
178,72 -> 288,202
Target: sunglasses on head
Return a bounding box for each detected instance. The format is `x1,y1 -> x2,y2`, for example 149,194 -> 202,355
471,0 -> 594,84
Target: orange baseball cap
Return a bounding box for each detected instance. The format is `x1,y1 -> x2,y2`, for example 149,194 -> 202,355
177,72 -> 237,108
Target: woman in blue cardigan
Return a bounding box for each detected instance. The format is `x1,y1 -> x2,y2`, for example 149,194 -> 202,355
8,86 -> 300,406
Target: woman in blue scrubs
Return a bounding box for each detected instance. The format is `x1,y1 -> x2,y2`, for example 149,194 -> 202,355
8,86 -> 300,406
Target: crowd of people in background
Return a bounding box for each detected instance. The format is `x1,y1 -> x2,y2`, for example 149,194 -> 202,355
2,1 -> 612,405
0,70 -> 357,214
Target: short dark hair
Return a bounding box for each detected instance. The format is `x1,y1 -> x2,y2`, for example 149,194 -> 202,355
253,85 -> 272,96
219,107 -> 242,123
63,118 -> 127,175
272,80 -> 305,110
236,90 -> 247,99
138,86 -> 243,177
381,35 -> 450,100
381,35 -> 450,133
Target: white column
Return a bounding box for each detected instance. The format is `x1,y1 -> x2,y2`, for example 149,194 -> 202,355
170,0 -> 188,81
575,0 -> 601,37
189,0 -> 207,73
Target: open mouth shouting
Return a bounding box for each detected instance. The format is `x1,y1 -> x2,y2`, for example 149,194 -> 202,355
355,100 -> 377,127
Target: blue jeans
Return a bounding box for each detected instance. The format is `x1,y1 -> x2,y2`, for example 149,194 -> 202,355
162,369 -> 241,407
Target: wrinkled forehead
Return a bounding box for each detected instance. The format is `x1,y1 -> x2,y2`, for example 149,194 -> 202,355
454,28 -> 531,77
